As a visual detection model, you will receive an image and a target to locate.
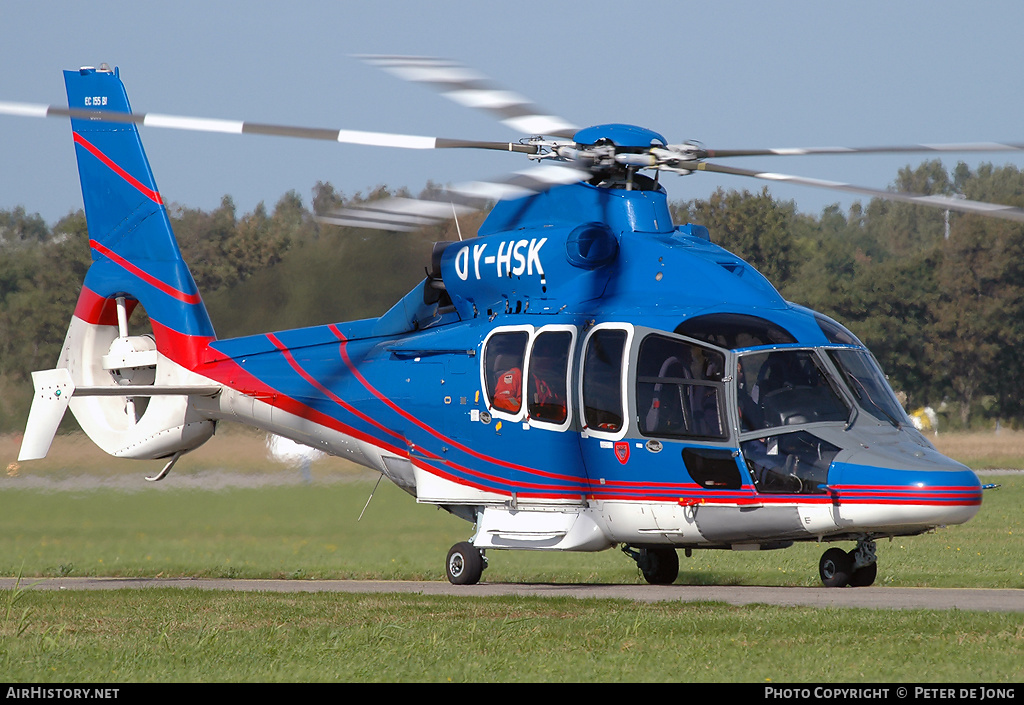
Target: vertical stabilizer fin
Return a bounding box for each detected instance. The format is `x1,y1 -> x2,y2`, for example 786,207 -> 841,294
64,65 -> 215,362
18,369 -> 75,461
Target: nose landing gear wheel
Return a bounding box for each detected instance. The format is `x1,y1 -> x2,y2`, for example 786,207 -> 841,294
446,541 -> 484,585
848,558 -> 878,587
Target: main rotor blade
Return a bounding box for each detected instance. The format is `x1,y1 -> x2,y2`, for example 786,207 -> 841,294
318,197 -> 476,232
358,55 -> 579,139
694,161 -> 1024,222
0,101 -> 540,154
703,142 -> 1024,159
320,164 -> 589,232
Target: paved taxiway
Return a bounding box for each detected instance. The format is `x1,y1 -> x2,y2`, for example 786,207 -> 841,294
2,578 -> 1022,612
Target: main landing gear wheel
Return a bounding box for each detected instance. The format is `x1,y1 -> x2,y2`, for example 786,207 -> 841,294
624,546 -> 679,585
446,541 -> 485,585
644,548 -> 679,585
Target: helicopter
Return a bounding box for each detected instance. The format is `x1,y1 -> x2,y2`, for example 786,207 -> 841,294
5,58 -> 1015,588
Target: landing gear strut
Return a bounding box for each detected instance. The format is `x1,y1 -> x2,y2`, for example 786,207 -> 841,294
446,541 -> 487,585
623,545 -> 679,585
819,538 -> 877,587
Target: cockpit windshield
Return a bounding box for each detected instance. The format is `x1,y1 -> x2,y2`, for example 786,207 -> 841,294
827,349 -> 910,428
736,349 -> 850,432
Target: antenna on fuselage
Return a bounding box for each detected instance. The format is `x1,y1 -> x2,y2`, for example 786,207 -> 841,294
451,200 -> 463,241
358,474 -> 385,521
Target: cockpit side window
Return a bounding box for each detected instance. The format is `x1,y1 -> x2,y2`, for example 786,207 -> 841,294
742,431 -> 838,494
582,328 -> 627,433
485,331 -> 529,415
636,334 -> 727,440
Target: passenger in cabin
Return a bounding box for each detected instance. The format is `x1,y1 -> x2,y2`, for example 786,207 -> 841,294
529,368 -> 566,422
491,354 -> 523,413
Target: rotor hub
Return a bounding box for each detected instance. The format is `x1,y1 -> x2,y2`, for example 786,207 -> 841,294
573,124 -> 667,149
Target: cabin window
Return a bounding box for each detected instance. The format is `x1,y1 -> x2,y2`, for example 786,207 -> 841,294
484,330 -> 529,415
736,350 -> 850,432
582,328 -> 627,433
527,330 -> 572,425
636,334 -> 727,440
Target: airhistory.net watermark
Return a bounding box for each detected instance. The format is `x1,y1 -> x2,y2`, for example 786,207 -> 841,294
6,688 -> 119,700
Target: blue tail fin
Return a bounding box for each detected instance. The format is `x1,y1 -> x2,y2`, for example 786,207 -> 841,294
18,66 -> 221,463
65,65 -> 215,368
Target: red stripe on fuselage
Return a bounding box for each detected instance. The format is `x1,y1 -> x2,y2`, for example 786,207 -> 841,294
196,350 -> 409,459
73,132 -> 163,205
88,239 -> 202,305
265,333 -> 405,444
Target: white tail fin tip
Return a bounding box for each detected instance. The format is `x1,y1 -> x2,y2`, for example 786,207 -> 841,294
19,368 -> 75,461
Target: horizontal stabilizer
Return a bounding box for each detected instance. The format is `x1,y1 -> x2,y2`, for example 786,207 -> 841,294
18,367 -> 222,461
72,385 -> 221,397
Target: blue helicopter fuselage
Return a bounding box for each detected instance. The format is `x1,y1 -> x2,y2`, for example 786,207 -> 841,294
190,179 -> 981,550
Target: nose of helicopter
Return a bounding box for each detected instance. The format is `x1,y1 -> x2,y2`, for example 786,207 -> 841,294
828,441 -> 983,533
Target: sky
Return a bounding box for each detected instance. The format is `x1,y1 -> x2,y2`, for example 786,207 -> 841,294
3,0 -> 1024,226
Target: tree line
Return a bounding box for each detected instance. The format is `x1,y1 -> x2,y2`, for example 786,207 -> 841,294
1,163 -> 1022,432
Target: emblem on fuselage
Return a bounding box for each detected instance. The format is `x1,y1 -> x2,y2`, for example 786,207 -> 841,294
614,441 -> 630,464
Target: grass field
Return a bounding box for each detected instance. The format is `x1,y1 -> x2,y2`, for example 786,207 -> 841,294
2,589 -> 1022,682
0,428 -> 1021,682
